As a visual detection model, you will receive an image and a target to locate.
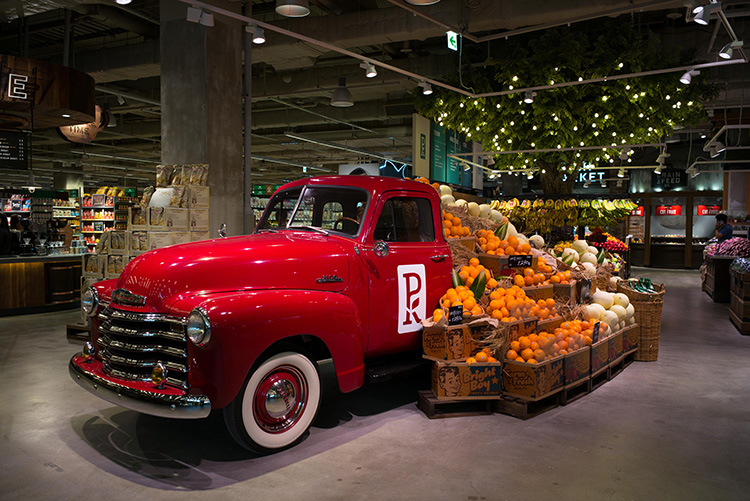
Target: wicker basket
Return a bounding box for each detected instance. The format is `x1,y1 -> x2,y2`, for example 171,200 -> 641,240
616,282 -> 666,361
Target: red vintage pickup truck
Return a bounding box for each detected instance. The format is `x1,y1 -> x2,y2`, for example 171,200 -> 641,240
70,175 -> 453,453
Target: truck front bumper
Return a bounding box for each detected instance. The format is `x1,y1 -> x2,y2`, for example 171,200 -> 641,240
69,355 -> 211,419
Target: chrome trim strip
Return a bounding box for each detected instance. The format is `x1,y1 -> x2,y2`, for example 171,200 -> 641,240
112,288 -> 146,306
99,308 -> 186,326
102,362 -> 188,390
100,322 -> 186,342
97,335 -> 187,358
69,358 -> 209,419
101,349 -> 187,373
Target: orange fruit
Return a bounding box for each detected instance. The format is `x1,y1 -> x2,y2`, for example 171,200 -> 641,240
510,340 -> 521,352
466,357 -> 477,364
515,356 -> 525,362
507,235 -> 519,248
506,349 -> 519,359
545,298 -> 556,308
487,357 -> 498,363
518,336 -> 531,350
534,349 -> 546,362
475,351 -> 488,363
527,358 -> 538,364
469,257 -> 480,267
521,348 -> 534,361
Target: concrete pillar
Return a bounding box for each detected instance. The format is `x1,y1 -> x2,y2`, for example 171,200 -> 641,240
160,1 -> 244,236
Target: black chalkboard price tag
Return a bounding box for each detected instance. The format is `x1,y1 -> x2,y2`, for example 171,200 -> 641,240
578,278 -> 592,304
448,305 -> 464,326
592,321 -> 600,343
508,254 -> 533,268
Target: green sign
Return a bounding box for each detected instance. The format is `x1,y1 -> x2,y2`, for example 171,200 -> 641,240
446,130 -> 460,185
447,31 -> 458,52
430,123 -> 446,183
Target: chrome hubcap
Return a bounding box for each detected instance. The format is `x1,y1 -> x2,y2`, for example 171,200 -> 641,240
254,365 -> 308,434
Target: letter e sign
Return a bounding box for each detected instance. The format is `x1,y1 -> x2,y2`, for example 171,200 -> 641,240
398,264 -> 426,334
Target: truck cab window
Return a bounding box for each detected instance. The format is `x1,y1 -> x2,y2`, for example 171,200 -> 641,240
374,197 -> 434,243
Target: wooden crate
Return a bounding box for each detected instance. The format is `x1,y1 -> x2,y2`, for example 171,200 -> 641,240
705,255 -> 734,303
730,269 -> 750,300
564,347 -> 591,387
622,323 -> 639,353
608,328 -> 625,363
590,337 -> 609,376
479,254 -> 538,278
493,391 -> 560,420
730,292 -> 750,322
431,360 -> 502,400
729,308 -> 750,335
553,281 -> 577,306
501,355 -> 564,401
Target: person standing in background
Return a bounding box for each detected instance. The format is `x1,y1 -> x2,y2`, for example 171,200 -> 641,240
715,213 -> 733,243
0,216 -> 12,254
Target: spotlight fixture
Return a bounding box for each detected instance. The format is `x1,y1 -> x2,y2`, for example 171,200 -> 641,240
523,90 -> 536,104
679,69 -> 700,84
693,2 -> 720,25
108,113 -> 117,128
584,181 -> 590,188
116,0 -> 132,4
360,61 -> 377,78
463,163 -> 471,172
687,0 -> 703,14
619,147 -> 632,160
617,168 -> 625,178
186,6 -> 214,26
601,180 -> 607,188
657,151 -> 670,165
405,0 -> 441,4
719,40 -> 744,59
616,180 -> 623,188
330,78 -> 353,107
117,94 -> 126,106
655,165 -> 662,174
246,25 -> 265,44
275,0 -> 310,17
527,171 -> 534,179
418,81 -> 433,95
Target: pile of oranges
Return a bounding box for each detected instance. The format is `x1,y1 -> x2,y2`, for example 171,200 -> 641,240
438,285 -> 483,317
486,286 -> 558,322
442,210 -> 472,239
466,347 -> 498,364
506,319 -> 597,364
458,257 -> 499,290
511,260 -> 572,288
412,176 -> 441,191
475,231 -> 532,256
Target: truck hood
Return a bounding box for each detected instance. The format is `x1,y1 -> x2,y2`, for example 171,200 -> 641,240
113,231 -> 352,312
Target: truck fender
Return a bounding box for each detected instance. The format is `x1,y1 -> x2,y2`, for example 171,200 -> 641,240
171,289 -> 365,409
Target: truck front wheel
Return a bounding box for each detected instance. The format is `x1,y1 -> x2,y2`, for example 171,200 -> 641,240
224,351 -> 321,454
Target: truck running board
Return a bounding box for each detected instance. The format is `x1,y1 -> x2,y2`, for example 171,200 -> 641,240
365,355 -> 430,383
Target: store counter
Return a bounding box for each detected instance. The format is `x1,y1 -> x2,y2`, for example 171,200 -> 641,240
0,254 -> 84,316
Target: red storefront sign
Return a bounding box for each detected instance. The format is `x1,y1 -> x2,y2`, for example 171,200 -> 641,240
630,206 -> 644,216
655,205 -> 682,216
697,205 -> 721,216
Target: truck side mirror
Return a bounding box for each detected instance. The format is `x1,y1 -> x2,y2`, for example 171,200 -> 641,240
373,240 -> 389,258
218,223 -> 227,238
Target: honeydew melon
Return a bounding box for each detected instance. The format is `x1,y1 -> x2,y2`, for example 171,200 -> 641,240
562,248 -> 580,263
580,252 -> 598,265
441,194 -> 456,206
571,239 -> 589,254
478,204 -> 492,218
587,246 -> 599,256
489,210 -> 504,223
455,199 -> 468,208
609,304 -> 627,322
529,234 -> 545,249
582,303 -> 606,321
439,185 -> 453,197
625,303 -> 635,320
467,202 -> 480,217
592,290 -> 614,310
612,293 -> 630,308
582,261 -> 597,278
601,310 -> 619,329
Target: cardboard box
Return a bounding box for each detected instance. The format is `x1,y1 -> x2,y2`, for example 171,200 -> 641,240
82,254 -> 105,277
105,255 -> 125,279
108,231 -> 128,255
191,231 -> 211,242
128,231 -> 149,254
149,207 -> 166,230
590,337 -> 609,375
148,231 -> 172,250
479,254 -> 538,278
431,360 -> 502,400
564,346 -> 591,386
501,355 -> 564,401
187,185 -> 210,208
536,315 -> 564,334
523,284 -> 554,300
170,231 -> 190,246
189,208 -> 209,231
622,323 -> 638,353
507,317 -> 538,343
128,207 -> 148,230
608,328 -> 624,363
423,324 -> 476,361
164,208 -> 189,231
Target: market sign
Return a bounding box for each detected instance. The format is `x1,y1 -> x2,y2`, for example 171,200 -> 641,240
630,206 -> 644,216
57,105 -> 108,144
576,170 -> 605,184
655,204 -> 682,216
697,205 -> 721,216
652,168 -> 687,191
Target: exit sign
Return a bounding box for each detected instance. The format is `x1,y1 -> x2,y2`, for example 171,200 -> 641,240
447,31 -> 458,51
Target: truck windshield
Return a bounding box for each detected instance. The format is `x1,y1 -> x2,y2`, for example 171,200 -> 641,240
256,185 -> 369,238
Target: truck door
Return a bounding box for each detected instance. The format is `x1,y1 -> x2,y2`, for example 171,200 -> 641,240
361,191 -> 452,356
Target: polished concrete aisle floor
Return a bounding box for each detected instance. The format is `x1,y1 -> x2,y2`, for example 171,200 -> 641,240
1,269 -> 749,500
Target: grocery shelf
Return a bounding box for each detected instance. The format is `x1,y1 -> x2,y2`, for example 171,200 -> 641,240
81,218 -> 115,221
81,230 -> 105,234
53,206 -> 79,209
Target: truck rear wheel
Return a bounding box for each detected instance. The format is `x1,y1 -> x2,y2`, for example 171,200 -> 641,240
224,351 -> 321,454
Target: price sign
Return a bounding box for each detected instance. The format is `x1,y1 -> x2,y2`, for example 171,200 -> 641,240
0,131 -> 29,170
448,305 -> 463,326
592,321 -> 601,343
508,254 -> 533,268
578,279 -> 592,304
630,206 -> 644,216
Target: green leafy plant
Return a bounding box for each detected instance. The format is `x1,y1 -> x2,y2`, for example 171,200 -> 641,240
414,20 -> 718,194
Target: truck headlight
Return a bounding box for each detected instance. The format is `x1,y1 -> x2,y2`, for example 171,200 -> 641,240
187,308 -> 211,346
81,287 -> 98,317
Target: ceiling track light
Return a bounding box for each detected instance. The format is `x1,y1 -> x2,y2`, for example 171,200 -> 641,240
275,0 -> 310,17
359,61 -> 377,78
617,168 -> 625,178
330,77 -> 353,107
692,2 -> 720,25
654,165 -> 662,174
619,147 -> 632,160
523,90 -> 536,104
719,40 -> 744,59
186,6 -> 214,27
115,0 -> 132,4
679,69 -> 700,84
418,81 -> 433,95
247,25 -> 265,44
405,0 -> 442,4
583,181 -> 590,188
116,94 -> 126,106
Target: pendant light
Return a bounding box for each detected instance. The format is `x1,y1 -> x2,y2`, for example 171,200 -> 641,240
275,0 -> 310,17
405,0 -> 441,4
330,78 -> 353,107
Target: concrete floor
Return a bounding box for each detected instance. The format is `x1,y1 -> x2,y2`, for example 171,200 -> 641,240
1,268 -> 749,500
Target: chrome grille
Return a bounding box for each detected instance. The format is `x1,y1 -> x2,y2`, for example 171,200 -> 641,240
97,306 -> 188,390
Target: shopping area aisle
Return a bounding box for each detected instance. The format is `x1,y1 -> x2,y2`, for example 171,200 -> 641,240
0,268 -> 748,501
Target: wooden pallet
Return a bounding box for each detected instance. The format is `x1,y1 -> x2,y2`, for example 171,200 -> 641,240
66,323 -> 90,343
416,390 -> 495,419
590,366 -> 609,391
560,377 -> 590,406
492,390 -> 562,420
729,308 -> 750,336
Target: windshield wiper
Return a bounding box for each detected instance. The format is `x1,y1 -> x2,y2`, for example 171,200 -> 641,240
289,225 -> 329,236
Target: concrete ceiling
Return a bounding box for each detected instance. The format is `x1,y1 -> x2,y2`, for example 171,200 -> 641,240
1,0 -> 750,189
